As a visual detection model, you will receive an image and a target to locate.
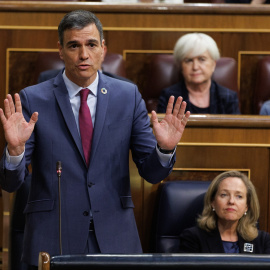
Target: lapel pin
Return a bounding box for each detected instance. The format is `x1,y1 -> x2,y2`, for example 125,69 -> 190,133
101,88 -> 107,94
244,243 -> 254,253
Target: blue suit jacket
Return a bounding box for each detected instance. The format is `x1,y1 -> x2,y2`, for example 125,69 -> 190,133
0,71 -> 175,265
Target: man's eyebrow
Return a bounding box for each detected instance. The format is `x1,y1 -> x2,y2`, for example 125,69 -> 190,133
66,39 -> 99,46
66,40 -> 78,46
87,39 -> 99,44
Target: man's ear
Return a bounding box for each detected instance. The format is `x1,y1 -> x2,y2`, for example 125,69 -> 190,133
100,40 -> 106,63
58,41 -> 63,60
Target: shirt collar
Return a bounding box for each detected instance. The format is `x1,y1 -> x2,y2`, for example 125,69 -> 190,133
62,70 -> 99,98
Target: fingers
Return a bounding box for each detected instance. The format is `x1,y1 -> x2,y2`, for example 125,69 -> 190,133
169,95 -> 189,120
3,95 -> 13,119
165,96 -> 175,115
29,112 -> 39,125
165,96 -> 190,123
151,110 -> 158,125
14,93 -> 22,113
166,96 -> 186,116
177,100 -> 187,120
3,93 -> 21,119
7,94 -> 16,115
180,110 -> 190,126
171,96 -> 190,126
172,96 -> 183,117
0,108 -> 7,126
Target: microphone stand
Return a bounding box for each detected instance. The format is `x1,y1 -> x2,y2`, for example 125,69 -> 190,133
56,161 -> 63,255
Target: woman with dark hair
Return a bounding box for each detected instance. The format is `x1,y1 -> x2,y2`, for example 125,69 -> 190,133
179,170 -> 270,254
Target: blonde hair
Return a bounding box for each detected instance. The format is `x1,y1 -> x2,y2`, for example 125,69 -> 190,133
173,33 -> 220,63
197,170 -> 260,241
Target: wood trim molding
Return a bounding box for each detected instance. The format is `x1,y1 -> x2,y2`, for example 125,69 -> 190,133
177,142 -> 270,148
0,2 -> 270,15
1,26 -> 270,33
171,167 -> 251,178
156,114 -> 270,128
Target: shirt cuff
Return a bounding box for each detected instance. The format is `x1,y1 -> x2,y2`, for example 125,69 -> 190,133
5,147 -> 24,168
156,145 -> 175,166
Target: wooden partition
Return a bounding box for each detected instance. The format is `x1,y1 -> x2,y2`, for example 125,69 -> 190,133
1,2 -> 270,268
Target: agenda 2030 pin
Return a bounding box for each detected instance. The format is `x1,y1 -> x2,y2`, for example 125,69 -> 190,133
101,88 -> 107,94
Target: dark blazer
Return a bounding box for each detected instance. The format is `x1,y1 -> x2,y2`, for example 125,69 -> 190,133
157,80 -> 240,114
0,71 -> 175,266
179,226 -> 270,254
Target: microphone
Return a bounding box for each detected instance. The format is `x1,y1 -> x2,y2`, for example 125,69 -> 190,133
56,161 -> 63,255
56,161 -> 62,177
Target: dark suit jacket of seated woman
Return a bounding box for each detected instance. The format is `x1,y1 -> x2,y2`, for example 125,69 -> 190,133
157,80 -> 240,114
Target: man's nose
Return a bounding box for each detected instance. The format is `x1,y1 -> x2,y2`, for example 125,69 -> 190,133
80,46 -> 89,59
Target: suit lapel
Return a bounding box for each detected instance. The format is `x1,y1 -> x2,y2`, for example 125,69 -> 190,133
206,228 -> 225,253
89,73 -> 109,166
53,75 -> 85,162
238,234 -> 254,254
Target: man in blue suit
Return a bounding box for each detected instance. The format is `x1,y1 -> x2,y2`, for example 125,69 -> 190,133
0,10 -> 190,268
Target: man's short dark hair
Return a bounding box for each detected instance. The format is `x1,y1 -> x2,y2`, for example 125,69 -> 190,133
58,10 -> 104,46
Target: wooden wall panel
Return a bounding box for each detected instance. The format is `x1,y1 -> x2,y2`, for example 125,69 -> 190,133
8,50 -> 63,95
239,53 -> 270,114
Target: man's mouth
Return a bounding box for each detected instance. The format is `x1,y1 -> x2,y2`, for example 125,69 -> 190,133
78,64 -> 90,70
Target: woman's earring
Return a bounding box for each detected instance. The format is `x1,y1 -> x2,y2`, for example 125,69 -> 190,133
212,208 -> 215,212
244,211 -> 247,216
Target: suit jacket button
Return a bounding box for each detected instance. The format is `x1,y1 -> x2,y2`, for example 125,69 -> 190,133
83,211 -> 89,216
